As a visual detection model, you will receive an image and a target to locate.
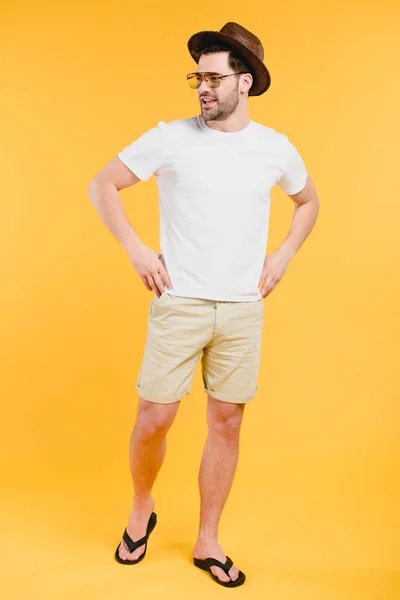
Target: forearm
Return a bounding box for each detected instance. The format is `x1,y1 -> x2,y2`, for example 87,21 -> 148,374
278,199 -> 320,259
88,181 -> 143,254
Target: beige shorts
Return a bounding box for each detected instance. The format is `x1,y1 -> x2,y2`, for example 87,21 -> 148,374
136,292 -> 264,405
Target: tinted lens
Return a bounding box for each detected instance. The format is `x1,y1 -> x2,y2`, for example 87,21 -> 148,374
187,74 -> 201,89
206,75 -> 220,88
187,73 -> 221,89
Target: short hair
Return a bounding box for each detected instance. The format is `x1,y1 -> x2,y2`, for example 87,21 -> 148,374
193,42 -> 253,83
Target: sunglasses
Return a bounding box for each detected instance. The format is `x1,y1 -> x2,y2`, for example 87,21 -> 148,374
186,71 -> 248,89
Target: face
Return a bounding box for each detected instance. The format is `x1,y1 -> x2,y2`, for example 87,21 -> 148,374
196,52 -> 246,122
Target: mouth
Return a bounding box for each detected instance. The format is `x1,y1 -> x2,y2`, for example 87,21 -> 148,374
201,97 -> 217,109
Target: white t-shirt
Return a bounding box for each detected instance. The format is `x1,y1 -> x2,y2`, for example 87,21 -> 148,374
118,115 -> 308,302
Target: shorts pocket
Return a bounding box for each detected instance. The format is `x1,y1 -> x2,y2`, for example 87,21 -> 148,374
150,291 -> 169,318
258,299 -> 264,322
251,299 -> 264,325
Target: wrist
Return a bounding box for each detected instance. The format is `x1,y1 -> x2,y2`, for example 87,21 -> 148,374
278,240 -> 297,261
121,228 -> 144,255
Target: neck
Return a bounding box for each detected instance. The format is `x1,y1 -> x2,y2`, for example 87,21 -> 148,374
202,108 -> 250,133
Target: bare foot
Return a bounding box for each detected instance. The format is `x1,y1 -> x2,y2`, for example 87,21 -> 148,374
193,538 -> 240,583
117,498 -> 155,562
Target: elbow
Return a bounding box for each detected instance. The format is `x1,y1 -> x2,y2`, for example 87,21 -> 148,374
87,177 -> 110,203
88,177 -> 101,195
88,177 -> 97,198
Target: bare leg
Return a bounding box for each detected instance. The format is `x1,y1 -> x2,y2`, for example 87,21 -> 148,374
192,395 -> 245,582
117,397 -> 180,561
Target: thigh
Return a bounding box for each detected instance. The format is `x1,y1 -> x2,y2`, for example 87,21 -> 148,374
201,300 -> 264,404
136,293 -> 214,404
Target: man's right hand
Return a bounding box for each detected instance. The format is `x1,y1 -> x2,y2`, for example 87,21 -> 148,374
128,242 -> 172,297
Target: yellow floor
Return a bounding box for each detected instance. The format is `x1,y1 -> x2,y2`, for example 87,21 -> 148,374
1,366 -> 398,599
1,465 -> 398,600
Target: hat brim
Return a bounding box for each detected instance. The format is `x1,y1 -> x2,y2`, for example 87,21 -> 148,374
187,30 -> 271,96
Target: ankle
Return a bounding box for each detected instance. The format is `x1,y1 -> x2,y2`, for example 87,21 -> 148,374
197,529 -> 218,542
132,496 -> 155,512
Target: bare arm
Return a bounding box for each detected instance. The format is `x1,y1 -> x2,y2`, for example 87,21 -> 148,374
88,156 -> 142,254
88,156 -> 172,296
259,175 -> 320,298
277,175 -> 320,260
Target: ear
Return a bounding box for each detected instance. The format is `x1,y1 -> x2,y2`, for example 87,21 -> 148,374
241,73 -> 253,94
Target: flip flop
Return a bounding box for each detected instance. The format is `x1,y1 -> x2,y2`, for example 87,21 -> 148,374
115,512 -> 157,565
193,556 -> 246,587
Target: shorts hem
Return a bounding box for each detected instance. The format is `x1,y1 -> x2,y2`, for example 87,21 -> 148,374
204,387 -> 257,404
136,385 -> 189,404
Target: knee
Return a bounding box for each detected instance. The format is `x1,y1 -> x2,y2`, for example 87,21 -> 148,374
209,405 -> 244,441
136,399 -> 178,440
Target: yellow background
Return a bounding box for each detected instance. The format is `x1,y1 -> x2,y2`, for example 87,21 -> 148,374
1,1 -> 399,598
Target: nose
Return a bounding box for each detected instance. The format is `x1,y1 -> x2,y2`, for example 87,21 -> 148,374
197,77 -> 213,93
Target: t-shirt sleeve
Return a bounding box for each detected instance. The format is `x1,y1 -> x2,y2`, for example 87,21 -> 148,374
278,135 -> 308,195
117,121 -> 165,182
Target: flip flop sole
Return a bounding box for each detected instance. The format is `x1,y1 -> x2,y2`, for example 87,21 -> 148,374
115,545 -> 148,565
193,558 -> 246,587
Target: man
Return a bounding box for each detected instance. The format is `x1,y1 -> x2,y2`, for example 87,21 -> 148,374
88,22 -> 320,588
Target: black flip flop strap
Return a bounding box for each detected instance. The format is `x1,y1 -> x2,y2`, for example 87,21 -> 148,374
122,528 -> 148,553
205,556 -> 234,575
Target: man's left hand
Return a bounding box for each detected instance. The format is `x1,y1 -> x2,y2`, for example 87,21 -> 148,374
258,248 -> 294,298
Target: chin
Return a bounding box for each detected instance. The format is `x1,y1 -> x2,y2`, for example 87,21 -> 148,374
202,110 -> 219,121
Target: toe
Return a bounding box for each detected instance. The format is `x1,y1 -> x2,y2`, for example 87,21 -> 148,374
127,544 -> 145,561
117,541 -> 127,559
118,540 -> 145,561
211,566 -> 230,583
229,565 -> 240,581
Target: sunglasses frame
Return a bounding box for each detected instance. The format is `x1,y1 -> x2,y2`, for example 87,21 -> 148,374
186,71 -> 248,89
